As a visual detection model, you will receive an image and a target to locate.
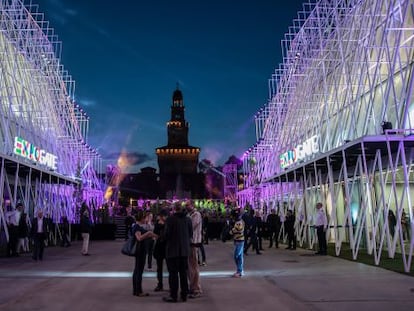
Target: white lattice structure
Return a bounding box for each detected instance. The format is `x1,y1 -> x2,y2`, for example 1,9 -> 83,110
240,0 -> 414,272
0,0 -> 103,243
223,164 -> 238,202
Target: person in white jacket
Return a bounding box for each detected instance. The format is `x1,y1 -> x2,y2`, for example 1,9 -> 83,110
314,202 -> 328,255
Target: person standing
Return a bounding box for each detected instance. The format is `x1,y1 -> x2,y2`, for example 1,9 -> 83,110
153,209 -> 168,292
401,210 -> 410,240
187,201 -> 202,299
314,202 -> 327,255
80,210 -> 92,256
266,208 -> 281,248
143,211 -> 155,271
163,202 -> 193,303
388,210 -> 397,237
18,212 -> 30,253
60,216 -> 71,247
6,204 -> 20,257
132,212 -> 157,297
254,209 -> 264,251
242,209 -> 251,254
244,209 -> 261,255
124,208 -> 135,241
284,210 -> 296,250
202,210 -> 209,245
229,209 -> 245,277
31,210 -> 48,261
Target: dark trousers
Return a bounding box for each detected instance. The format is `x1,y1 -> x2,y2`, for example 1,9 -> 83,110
146,240 -> 154,269
203,229 -> 208,244
60,231 -> 71,247
32,233 -> 45,260
268,227 -> 281,248
7,225 -> 19,256
244,233 -> 260,254
257,234 -> 263,250
316,226 -> 327,254
287,230 -> 296,249
156,257 -> 164,288
132,250 -> 146,295
166,256 -> 189,300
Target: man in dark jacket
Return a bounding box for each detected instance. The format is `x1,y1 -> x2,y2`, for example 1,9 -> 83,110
163,202 -> 193,303
266,208 -> 281,248
244,209 -> 262,255
285,210 -> 296,250
31,210 -> 49,261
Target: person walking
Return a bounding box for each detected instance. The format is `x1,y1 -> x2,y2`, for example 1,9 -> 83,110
60,216 -> 71,247
80,209 -> 92,256
314,202 -> 327,255
229,209 -> 245,277
31,210 -> 48,261
132,212 -> 157,297
163,202 -> 193,303
187,201 -> 202,299
284,210 -> 296,250
266,208 -> 281,248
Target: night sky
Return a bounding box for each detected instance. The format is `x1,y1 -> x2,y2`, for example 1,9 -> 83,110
34,0 -> 305,172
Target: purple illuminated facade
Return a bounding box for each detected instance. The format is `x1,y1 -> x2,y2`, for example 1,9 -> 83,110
0,0 -> 103,238
239,0 -> 414,272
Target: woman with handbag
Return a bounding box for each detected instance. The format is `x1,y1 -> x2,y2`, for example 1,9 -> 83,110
132,212 -> 157,297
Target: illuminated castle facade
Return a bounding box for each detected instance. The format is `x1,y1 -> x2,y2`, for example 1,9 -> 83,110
156,87 -> 202,199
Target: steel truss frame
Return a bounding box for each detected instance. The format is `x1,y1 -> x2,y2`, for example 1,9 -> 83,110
0,0 -> 103,243
223,164 -> 238,202
240,0 -> 414,271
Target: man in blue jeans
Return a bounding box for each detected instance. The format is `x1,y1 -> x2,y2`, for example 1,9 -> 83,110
230,209 -> 245,278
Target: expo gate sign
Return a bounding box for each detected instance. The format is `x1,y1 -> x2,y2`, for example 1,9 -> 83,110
279,135 -> 319,169
14,136 -> 58,170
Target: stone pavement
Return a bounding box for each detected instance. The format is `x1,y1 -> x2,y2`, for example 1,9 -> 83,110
0,240 -> 414,311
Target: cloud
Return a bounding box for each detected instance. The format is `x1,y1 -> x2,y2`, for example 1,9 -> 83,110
65,9 -> 77,16
78,98 -> 97,107
43,0 -> 78,25
102,151 -> 152,166
90,24 -> 110,38
200,147 -> 223,165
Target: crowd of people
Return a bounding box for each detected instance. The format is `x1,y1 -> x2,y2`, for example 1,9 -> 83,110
128,201 -> 204,302
126,200 -> 331,302
3,202 -> 93,260
4,198 -> 412,303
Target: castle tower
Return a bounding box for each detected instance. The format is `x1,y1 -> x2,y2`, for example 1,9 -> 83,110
156,86 -> 201,199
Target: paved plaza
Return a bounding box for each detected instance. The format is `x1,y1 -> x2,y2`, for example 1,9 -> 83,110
0,240 -> 414,311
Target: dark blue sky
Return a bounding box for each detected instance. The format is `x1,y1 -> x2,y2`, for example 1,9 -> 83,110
35,0 -> 305,172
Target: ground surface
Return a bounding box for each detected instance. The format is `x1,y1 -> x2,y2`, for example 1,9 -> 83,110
1,240 -> 414,311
